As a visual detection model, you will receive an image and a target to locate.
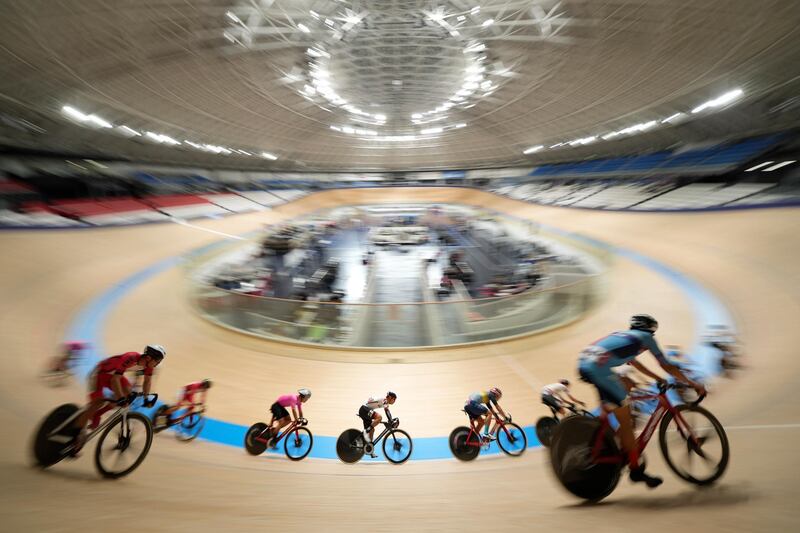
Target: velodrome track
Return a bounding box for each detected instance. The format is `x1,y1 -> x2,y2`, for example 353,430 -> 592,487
0,187 -> 798,531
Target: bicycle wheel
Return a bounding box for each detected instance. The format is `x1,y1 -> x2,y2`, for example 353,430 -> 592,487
497,422 -> 527,456
383,429 -> 413,464
175,413 -> 205,442
659,404 -> 729,485
449,426 -> 480,461
549,416 -> 621,502
336,429 -> 365,464
94,412 -> 153,479
284,427 -> 313,461
536,417 -> 559,447
244,423 -> 269,455
33,404 -> 80,467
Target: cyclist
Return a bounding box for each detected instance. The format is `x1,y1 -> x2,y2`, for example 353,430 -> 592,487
74,345 -> 165,451
267,388 -> 311,448
52,340 -> 88,373
578,315 -> 705,488
541,379 -> 585,416
359,391 -> 397,457
161,379 -> 212,425
464,387 -> 509,442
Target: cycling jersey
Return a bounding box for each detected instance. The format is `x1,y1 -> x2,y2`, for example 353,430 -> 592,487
364,396 -> 388,411
277,394 -> 302,408
96,352 -> 153,377
578,330 -> 666,407
468,391 -> 498,406
582,330 -> 667,368
541,383 -> 568,397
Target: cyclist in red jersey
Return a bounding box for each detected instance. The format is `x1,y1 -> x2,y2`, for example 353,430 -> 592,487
73,345 -> 165,451
161,379 -> 212,424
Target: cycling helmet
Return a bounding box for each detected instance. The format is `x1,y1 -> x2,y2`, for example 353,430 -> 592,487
630,314 -> 658,333
298,388 -> 311,399
489,387 -> 502,400
386,391 -> 397,399
143,344 -> 166,361
559,379 -> 570,386
202,378 -> 213,389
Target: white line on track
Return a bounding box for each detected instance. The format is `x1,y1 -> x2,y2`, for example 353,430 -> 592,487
172,218 -> 246,240
499,354 -> 542,390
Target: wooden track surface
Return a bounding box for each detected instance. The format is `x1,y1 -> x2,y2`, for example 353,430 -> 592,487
0,187 -> 799,531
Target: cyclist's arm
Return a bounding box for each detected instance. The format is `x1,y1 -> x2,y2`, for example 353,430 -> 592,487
629,360 -> 663,383
291,406 -> 299,421
142,373 -> 152,395
646,338 -> 705,393
566,393 -> 584,405
491,400 -> 508,419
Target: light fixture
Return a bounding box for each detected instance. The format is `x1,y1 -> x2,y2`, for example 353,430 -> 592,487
762,160 -> 795,172
261,152 -> 278,160
523,145 -> 544,154
421,127 -> 443,135
482,19 -> 495,27
691,88 -> 743,114
744,161 -> 774,172
117,125 -> 141,137
298,23 -> 310,33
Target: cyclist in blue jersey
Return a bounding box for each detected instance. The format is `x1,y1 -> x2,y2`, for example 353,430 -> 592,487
578,314 -> 705,488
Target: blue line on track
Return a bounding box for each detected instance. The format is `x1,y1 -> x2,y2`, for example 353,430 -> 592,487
64,220 -> 733,461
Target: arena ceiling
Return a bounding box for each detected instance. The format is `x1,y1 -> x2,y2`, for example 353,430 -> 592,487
1,0 -> 799,172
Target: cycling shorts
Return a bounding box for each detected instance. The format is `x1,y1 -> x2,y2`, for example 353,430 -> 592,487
541,394 -> 561,411
578,358 -> 627,407
358,405 -> 375,430
270,402 -> 290,420
89,372 -> 131,401
464,400 -> 489,419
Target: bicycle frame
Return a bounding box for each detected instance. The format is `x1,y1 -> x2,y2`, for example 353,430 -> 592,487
168,402 -> 205,425
46,404 -> 129,449
463,410 -> 512,448
254,418 -> 305,446
590,388 -> 696,465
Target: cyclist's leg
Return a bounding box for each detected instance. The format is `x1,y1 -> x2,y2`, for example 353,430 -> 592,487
358,406 -> 372,440
370,412 -> 382,441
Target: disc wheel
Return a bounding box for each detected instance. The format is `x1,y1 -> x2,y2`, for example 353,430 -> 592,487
659,404 -> 729,485
449,426 -> 480,461
497,422 -> 527,456
244,423 -> 269,456
151,405 -> 170,434
383,429 -> 413,464
536,417 -> 559,447
284,427 -> 313,461
33,404 -> 80,467
336,429 -> 365,464
94,412 -> 153,479
549,416 -> 621,502
175,412 -> 205,442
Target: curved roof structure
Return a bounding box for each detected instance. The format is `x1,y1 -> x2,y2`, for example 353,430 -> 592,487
1,0 -> 800,170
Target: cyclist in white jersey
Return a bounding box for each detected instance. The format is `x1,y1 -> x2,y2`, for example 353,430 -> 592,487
358,391 -> 397,457
541,379 -> 585,415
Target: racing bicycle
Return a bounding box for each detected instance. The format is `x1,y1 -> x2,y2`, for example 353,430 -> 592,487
449,409 -> 527,461
33,392 -> 157,479
536,401 -> 594,448
549,382 -> 729,502
244,417 -> 314,461
336,410 -> 413,464
152,402 -> 206,442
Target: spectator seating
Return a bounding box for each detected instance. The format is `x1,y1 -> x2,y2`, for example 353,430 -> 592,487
238,191 -> 289,207
634,183 -> 774,210
202,193 -> 266,214
571,182 -> 661,209
143,194 -> 229,219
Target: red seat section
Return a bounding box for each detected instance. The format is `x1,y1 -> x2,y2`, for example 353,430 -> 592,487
48,197 -> 154,218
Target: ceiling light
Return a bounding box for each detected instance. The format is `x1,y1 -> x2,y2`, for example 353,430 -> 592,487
261,152 -> 278,160
421,127 -> 443,135
471,7 -> 481,15
457,16 -> 466,22
62,105 -> 87,121
744,161 -> 774,172
602,132 -> 621,141
226,11 -> 241,24
342,126 -> 355,134
523,145 -> 544,154
661,112 -> 686,124
454,123 -> 467,128
482,19 -> 495,27
568,136 -> 597,146
692,88 -> 744,113
309,10 -> 320,19
411,113 -> 422,119
374,114 -> 386,121
450,30 -> 460,37
298,23 -> 310,33
762,160 -> 795,172
117,125 -> 141,137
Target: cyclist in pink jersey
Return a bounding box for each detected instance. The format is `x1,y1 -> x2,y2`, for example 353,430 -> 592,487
267,388 -> 311,447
